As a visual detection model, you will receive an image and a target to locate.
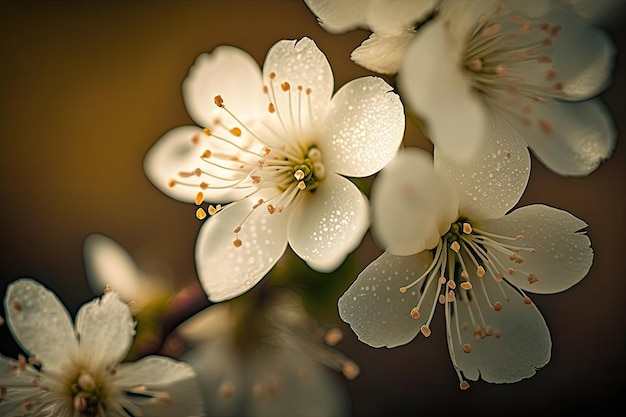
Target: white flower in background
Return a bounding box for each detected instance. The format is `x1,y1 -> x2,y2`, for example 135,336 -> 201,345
398,0 -> 617,176
83,234 -> 173,314
0,279 -> 203,417
304,0 -> 439,74
338,123 -> 593,389
177,291 -> 357,417
144,37 -> 405,302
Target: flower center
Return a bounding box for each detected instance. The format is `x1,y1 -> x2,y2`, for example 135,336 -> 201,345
461,4 -> 565,134
71,371 -> 106,416
399,216 -> 538,390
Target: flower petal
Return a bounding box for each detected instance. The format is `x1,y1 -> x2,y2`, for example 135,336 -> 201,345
287,174 -> 370,273
545,9 -> 616,100
371,148 -> 459,256
83,234 -> 143,301
321,77 -> 404,177
435,117 -> 530,221
351,31 -> 415,75
450,270 -> 551,384
143,125 -> 253,203
399,18 -> 488,163
183,46 -> 265,129
4,279 -> 77,368
338,251 -> 436,348
263,38 -> 333,127
75,291 -> 135,367
195,189 -> 289,302
116,356 -> 204,417
509,98 -> 616,176
475,204 -> 593,294
366,0 -> 438,34
304,0 -> 370,33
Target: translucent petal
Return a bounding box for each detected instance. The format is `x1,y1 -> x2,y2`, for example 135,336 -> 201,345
195,189 -> 289,302
508,98 -> 616,176
4,279 -> 76,368
546,9 -> 616,99
435,117 -> 530,221
351,31 -> 415,75
338,251 -> 436,348
75,292 -> 135,367
143,125 -> 253,203
568,0 -> 626,23
288,174 -> 370,273
262,38 -> 333,128
371,148 -> 459,256
183,46 -> 265,129
83,234 -> 143,301
321,77 -> 404,177
399,19 -> 488,162
450,268 -> 551,383
116,356 -> 204,416
475,204 -> 593,294
366,0 -> 438,34
303,0 -> 370,33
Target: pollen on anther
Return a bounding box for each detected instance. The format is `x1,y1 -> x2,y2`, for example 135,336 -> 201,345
298,181 -> 306,190
410,307 -> 420,319
251,175 -> 261,184
196,208 -> 207,220
439,276 -> 447,285
420,325 -> 431,337
341,361 -> 360,380
450,241 -> 461,252
233,226 -> 241,234
267,204 -> 276,215
477,266 -> 486,277
294,169 -> 305,181
305,87 -> 312,95
195,192 -> 204,206
268,103 -> 276,113
494,301 -> 503,311
528,274 -> 540,284
230,127 -> 242,137
167,179 -> 176,188
200,182 -> 209,190
208,204 -> 222,216
269,72 -> 276,80
399,287 -> 407,294
214,95 -> 224,107
462,343 -> 472,354
460,282 -> 472,290
523,296 -> 533,305
447,280 -> 456,289
461,271 -> 469,279
462,223 -> 472,234
281,82 -> 290,91
507,268 -> 516,275
233,239 -> 242,248
460,381 -> 470,390
194,168 -> 202,177
202,128 -> 211,136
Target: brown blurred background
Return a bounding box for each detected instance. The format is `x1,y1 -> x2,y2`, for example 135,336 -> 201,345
1,1 -> 624,416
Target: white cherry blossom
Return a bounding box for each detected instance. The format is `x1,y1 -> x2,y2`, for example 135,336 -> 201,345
143,37 -> 405,302
398,0 -> 617,176
304,0 -> 439,74
0,279 -> 203,417
338,122 -> 593,389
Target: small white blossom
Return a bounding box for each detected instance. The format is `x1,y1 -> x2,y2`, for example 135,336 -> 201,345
304,0 -> 439,74
0,279 -> 204,417
178,291 -> 356,417
338,123 -> 593,389
398,0 -> 617,176
144,37 -> 405,302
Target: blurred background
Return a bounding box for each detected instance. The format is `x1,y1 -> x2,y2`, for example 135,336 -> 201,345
0,1 -> 624,416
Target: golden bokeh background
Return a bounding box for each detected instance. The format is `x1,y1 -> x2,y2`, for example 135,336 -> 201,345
1,1 -> 624,416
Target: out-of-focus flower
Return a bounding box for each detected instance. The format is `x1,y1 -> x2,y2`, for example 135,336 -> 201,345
0,279 -> 203,416
398,0 -> 616,176
304,0 -> 439,74
144,37 -> 405,302
176,290 -> 357,417
338,124 -> 593,389
83,233 -> 173,314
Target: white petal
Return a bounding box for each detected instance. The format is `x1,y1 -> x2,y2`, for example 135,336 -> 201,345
75,292 -> 135,367
435,117 -> 531,221
83,234 -> 143,301
546,9 -> 616,99
116,356 -> 204,417
321,77 -> 404,177
351,31 -> 415,75
367,0 -> 438,34
338,251 -> 436,348
371,148 -> 459,256
183,46 -> 265,129
475,204 -> 593,294
195,189 -> 289,302
4,279 -> 76,368
287,174 -> 370,273
399,18 -> 488,162
568,0 -> 626,23
303,0 -> 370,33
263,38 -> 333,127
450,270 -> 551,383
508,98 -> 616,176
143,125 -> 252,203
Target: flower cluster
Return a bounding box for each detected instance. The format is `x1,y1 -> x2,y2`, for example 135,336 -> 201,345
1,1 -> 620,416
